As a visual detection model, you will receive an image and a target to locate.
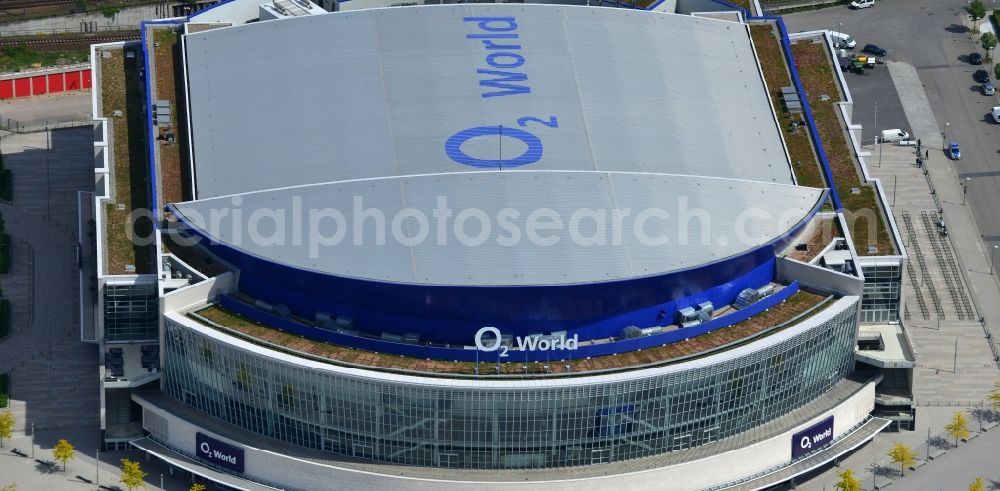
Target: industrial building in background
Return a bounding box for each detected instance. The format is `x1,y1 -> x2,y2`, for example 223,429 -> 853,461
84,0 -> 915,489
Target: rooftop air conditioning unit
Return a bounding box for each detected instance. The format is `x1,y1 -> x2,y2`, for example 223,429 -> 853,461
733,288 -> 760,309
676,307 -> 699,324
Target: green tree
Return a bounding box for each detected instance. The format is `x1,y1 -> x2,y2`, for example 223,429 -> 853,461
1,484 -> 16,491
0,411 -> 14,448
119,458 -> 147,491
968,0 -> 987,31
945,411 -> 971,447
98,4 -> 121,20
52,439 -> 75,471
887,442 -> 917,477
982,32 -> 998,62
833,469 -> 862,491
970,477 -> 986,491
988,380 -> 1000,409
190,483 -> 207,491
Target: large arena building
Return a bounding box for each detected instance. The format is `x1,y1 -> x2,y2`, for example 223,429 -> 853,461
86,0 -> 916,489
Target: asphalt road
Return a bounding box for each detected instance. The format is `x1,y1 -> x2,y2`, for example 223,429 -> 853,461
784,0 -> 1000,269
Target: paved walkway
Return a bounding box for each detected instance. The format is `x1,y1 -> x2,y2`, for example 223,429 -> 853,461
885,60 -> 1000,386
0,126 -> 99,432
0,428 -> 198,491
0,93 -> 92,128
791,406 -> 1000,491
866,143 -> 998,402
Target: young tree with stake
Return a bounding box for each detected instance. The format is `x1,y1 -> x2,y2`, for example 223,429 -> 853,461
988,380 -> 1000,409
834,469 -> 862,491
945,411 -> 971,447
887,442 -> 917,477
982,32 -> 998,62
52,439 -> 75,471
968,0 -> 987,32
0,411 -> 14,448
120,458 -> 147,491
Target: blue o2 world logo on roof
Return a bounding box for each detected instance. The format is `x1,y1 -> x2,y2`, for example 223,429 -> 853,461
447,16 -> 559,169
196,432 -> 245,473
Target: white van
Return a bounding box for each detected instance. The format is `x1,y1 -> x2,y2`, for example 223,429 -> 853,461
829,31 -> 856,49
850,0 -> 874,8
880,129 -> 910,143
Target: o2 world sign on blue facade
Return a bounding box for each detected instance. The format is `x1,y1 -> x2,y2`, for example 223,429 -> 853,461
446,16 -> 560,169
791,416 -> 834,459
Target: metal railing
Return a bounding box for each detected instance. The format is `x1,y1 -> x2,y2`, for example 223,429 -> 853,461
0,24 -> 140,37
0,117 -> 94,134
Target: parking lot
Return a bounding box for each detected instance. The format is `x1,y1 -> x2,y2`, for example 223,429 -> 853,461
782,1 -> 1000,488
785,0 -> 1000,252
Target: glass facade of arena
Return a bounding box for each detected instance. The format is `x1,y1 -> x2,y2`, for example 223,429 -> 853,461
162,299 -> 857,470
104,282 -> 159,342
860,263 -> 901,324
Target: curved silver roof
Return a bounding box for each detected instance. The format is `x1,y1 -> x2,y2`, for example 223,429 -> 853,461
183,4 -> 794,200
173,171 -> 823,286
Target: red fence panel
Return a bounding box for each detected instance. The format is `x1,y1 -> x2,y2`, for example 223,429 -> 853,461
13,78 -> 29,98
47,73 -> 64,93
82,70 -> 92,89
31,75 -> 46,96
0,80 -> 12,99
65,71 -> 81,90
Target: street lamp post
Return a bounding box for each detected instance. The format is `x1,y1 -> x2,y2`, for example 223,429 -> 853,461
963,177 -> 970,205
944,122 -> 950,141
992,245 -> 999,275
96,448 -> 100,486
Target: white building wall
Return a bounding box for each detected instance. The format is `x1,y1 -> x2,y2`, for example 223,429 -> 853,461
161,272 -> 235,314
137,382 -> 875,491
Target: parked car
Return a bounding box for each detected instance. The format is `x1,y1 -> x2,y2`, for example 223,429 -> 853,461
970,52 -> 984,65
975,69 -> 991,83
992,106 -> 1000,123
949,142 -> 962,160
850,0 -> 874,8
880,129 -> 910,143
983,82 -> 995,95
862,44 -> 887,57
830,31 -> 857,49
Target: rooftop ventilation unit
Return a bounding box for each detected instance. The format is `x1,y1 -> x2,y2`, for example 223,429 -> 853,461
676,307 -> 699,325
733,288 -> 760,309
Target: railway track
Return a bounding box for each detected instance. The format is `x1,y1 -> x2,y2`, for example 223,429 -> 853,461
0,32 -> 139,48
0,0 -> 97,11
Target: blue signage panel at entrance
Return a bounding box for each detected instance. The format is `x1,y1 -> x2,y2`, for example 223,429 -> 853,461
196,432 -> 245,473
791,416 -> 834,459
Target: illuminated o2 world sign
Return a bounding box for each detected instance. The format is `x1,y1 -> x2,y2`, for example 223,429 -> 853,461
474,326 -> 578,358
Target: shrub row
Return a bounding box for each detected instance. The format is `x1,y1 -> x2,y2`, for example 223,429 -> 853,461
0,371 -> 8,408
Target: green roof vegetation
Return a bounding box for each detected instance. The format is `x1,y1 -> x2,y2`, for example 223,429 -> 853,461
749,24 -> 827,190
100,47 -> 153,274
790,40 -> 896,256
192,289 -> 829,377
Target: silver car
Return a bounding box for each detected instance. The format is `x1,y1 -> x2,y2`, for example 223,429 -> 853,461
983,83 -> 996,96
